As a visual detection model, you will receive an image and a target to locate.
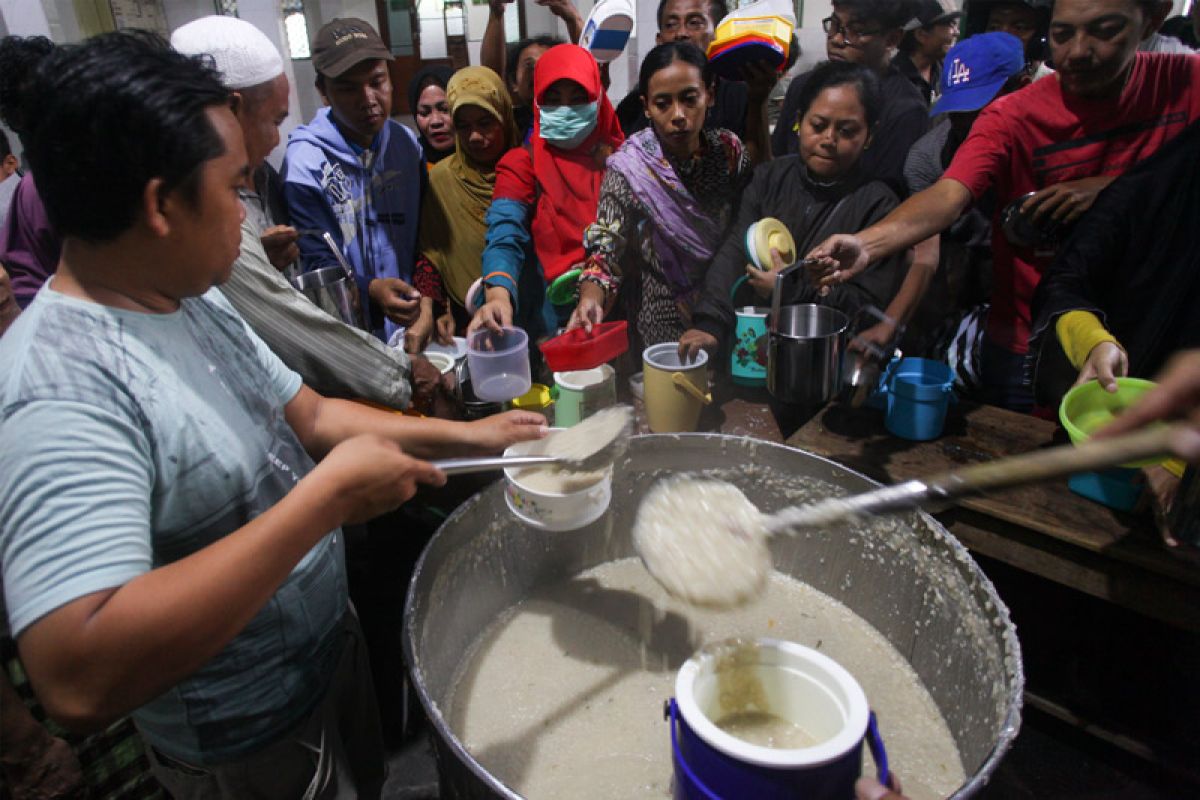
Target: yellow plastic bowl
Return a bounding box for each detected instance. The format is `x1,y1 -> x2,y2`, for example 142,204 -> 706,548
1059,377 -> 1162,467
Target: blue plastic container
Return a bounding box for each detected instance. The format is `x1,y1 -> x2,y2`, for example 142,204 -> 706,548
883,357 -> 955,441
1067,467 -> 1145,511
669,639 -> 888,800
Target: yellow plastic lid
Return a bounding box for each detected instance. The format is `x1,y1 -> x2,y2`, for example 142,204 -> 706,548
747,217 -> 796,271
511,383 -> 553,410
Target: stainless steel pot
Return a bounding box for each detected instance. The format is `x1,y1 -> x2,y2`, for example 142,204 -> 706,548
767,263 -> 851,405
403,434 -> 1023,800
291,266 -> 366,329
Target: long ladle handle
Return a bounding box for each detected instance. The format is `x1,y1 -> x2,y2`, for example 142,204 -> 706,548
432,454 -> 560,476
925,424 -> 1178,501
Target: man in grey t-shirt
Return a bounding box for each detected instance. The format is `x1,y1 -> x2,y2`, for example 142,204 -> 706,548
0,33 -> 544,798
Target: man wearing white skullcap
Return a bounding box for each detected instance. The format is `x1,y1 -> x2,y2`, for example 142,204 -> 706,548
171,15 -> 426,413
170,14 -> 284,88
171,17 -> 292,240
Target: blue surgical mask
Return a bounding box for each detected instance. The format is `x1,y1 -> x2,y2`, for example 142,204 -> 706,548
538,102 -> 599,150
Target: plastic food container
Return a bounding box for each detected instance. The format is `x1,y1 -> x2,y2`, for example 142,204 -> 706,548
1059,377 -> 1162,467
509,383 -> 554,425
578,0 -> 635,64
881,357 -> 955,441
539,321 -> 629,372
669,638 -> 887,800
553,365 -> 617,427
709,38 -> 788,79
502,432 -> 612,531
423,351 -> 456,375
745,218 -> 796,271
707,6 -> 794,80
467,326 -> 532,403
424,336 -> 468,361
1067,468 -> 1145,512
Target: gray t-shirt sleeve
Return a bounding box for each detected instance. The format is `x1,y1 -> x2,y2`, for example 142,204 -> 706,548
0,401 -> 154,636
219,218 -> 412,408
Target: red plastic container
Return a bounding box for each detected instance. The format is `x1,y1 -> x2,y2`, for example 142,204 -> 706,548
539,321 -> 629,371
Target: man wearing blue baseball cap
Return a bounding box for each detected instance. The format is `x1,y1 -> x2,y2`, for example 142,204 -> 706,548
857,32 -> 1027,361
806,0 -> 1200,413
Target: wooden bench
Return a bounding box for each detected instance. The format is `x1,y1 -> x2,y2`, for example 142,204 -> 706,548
785,401 -> 1200,633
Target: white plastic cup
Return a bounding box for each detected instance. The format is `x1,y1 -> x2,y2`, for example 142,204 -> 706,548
467,326 -> 532,402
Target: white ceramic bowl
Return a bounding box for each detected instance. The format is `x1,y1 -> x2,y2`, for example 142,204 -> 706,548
503,431 -> 612,531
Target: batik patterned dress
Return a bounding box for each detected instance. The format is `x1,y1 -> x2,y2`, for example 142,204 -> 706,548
581,127 -> 750,348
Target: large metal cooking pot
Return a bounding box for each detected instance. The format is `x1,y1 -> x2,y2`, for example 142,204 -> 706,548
404,435 -> 1023,799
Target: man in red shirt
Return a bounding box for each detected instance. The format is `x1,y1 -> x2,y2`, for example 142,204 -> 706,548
807,0 -> 1200,411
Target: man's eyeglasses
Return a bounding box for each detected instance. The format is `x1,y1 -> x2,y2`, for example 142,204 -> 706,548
822,15 -> 881,44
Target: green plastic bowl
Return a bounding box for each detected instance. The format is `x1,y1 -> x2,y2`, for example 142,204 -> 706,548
1059,377 -> 1162,467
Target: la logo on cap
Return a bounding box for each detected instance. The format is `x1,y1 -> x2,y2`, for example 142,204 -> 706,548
950,58 -> 971,85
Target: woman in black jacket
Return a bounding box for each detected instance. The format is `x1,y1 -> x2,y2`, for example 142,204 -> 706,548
681,60 -> 909,361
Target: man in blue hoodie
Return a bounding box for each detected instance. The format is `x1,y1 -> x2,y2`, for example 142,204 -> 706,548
285,18 -> 424,343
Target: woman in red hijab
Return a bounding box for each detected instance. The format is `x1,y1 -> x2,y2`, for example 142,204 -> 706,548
468,44 -> 624,339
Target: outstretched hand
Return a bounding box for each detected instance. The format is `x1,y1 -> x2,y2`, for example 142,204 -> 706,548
467,410 -> 549,452
1074,341 -> 1128,393
468,288 -> 514,335
260,225 -> 300,270
568,282 -> 605,334
435,309 -> 456,345
536,0 -> 582,25
855,776 -> 907,800
805,234 -> 871,291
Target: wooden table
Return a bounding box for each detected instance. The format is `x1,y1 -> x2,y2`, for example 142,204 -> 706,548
786,401 -> 1200,633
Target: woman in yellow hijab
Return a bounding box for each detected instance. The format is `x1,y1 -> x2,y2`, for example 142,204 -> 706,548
408,66 -> 521,352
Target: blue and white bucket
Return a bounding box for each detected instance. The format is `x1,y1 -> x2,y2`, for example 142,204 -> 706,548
668,638 -> 888,800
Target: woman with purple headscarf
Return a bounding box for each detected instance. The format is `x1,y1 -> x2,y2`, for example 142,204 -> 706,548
567,42 -> 750,353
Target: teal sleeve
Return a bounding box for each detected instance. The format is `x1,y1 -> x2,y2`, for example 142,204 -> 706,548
482,197 -> 531,311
